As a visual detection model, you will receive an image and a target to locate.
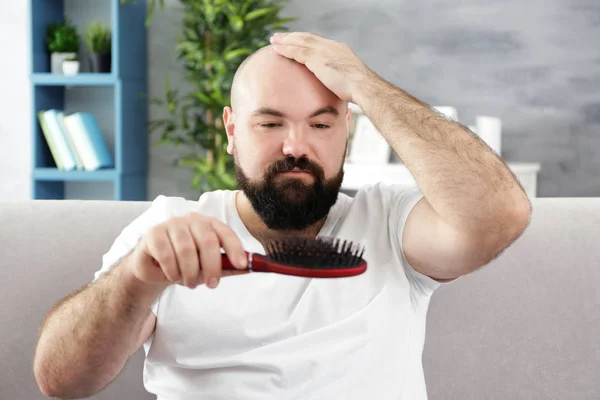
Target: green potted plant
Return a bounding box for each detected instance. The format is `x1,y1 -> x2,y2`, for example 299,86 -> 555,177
62,55 -> 80,76
129,0 -> 296,193
46,19 -> 79,74
85,21 -> 112,73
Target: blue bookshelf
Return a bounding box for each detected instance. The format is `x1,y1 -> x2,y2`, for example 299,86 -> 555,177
29,0 -> 148,200
31,73 -> 118,86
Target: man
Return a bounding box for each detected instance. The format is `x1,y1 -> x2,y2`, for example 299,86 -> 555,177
33,32 -> 531,399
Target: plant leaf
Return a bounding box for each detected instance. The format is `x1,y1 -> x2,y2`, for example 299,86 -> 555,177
229,16 -> 244,32
223,48 -> 251,61
194,92 -> 214,106
245,8 -> 273,21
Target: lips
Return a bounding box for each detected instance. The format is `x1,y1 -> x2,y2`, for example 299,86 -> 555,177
280,169 -> 312,175
276,169 -> 314,181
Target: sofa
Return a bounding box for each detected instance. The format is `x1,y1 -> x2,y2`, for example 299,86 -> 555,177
1,197 -> 598,399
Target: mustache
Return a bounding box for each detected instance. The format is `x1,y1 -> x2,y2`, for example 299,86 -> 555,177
266,156 -> 324,179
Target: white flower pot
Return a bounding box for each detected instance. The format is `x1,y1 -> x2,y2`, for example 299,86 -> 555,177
51,52 -> 76,74
62,60 -> 80,76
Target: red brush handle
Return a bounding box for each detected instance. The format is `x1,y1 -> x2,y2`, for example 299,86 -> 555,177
152,252 -> 367,278
250,255 -> 367,278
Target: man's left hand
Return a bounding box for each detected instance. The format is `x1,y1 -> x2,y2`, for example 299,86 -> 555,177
270,32 -> 372,103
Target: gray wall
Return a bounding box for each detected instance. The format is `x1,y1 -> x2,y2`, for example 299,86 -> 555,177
280,0 -> 600,197
148,0 -> 600,199
0,0 -> 598,201
146,2 -> 200,200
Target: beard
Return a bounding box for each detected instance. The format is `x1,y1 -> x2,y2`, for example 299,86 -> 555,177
235,154 -> 344,231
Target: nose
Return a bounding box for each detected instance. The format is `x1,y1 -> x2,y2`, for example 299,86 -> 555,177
282,129 -> 310,159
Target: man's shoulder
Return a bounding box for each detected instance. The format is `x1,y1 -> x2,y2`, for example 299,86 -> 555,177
351,182 -> 422,203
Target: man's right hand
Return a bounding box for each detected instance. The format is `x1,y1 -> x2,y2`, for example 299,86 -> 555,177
127,212 -> 249,289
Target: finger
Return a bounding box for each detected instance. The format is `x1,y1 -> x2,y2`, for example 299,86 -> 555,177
135,239 -> 169,284
145,225 -> 180,283
190,225 -> 222,289
272,44 -> 313,65
167,221 -> 200,288
209,219 -> 248,270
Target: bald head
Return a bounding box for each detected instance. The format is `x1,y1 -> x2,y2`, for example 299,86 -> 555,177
229,45 -> 346,113
223,45 -> 351,229
231,46 -> 272,107
231,45 -> 296,111
225,46 -> 349,232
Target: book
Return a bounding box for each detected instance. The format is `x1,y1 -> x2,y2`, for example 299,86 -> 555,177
62,112 -> 114,171
54,110 -> 84,170
37,111 -> 63,170
38,110 -> 78,171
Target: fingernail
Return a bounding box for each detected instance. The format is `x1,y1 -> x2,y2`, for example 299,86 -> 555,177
208,277 -> 219,288
239,255 -> 247,268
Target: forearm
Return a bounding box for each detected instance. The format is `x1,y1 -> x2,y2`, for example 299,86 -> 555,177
34,255 -> 164,398
353,74 -> 530,234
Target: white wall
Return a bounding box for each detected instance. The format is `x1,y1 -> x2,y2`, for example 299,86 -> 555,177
0,2 -> 32,201
145,0 -> 200,201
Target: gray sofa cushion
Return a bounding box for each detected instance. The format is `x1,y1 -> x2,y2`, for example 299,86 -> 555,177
0,197 -> 598,399
0,200 -> 152,400
424,198 -> 600,399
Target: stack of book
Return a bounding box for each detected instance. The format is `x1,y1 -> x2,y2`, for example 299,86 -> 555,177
37,109 -> 114,171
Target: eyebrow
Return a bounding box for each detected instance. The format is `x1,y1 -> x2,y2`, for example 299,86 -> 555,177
309,106 -> 339,118
251,107 -> 285,117
251,106 -> 340,118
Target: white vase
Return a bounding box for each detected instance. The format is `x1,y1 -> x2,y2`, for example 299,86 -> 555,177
50,52 -> 76,74
476,116 -> 502,155
62,60 -> 80,76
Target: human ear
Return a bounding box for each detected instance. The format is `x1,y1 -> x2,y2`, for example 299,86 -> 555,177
223,106 -> 235,155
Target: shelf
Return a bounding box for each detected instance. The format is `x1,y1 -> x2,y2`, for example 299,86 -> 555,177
343,162 -> 541,177
30,0 -> 148,200
31,73 -> 117,86
341,162 -> 541,197
33,168 -> 117,181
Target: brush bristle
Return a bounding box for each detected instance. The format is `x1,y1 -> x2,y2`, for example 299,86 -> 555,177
265,236 -> 365,269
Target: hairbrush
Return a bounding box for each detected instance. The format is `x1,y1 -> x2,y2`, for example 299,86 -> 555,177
153,236 -> 367,278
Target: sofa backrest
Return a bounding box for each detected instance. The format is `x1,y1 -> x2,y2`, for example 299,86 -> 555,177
424,198 -> 600,399
0,200 -> 153,400
1,198 -> 598,399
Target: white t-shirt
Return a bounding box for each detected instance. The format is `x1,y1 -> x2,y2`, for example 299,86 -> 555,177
94,183 -> 448,399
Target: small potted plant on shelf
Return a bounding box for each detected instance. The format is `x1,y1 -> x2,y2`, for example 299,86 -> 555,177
62,55 -> 80,76
85,21 -> 112,73
46,19 -> 79,74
